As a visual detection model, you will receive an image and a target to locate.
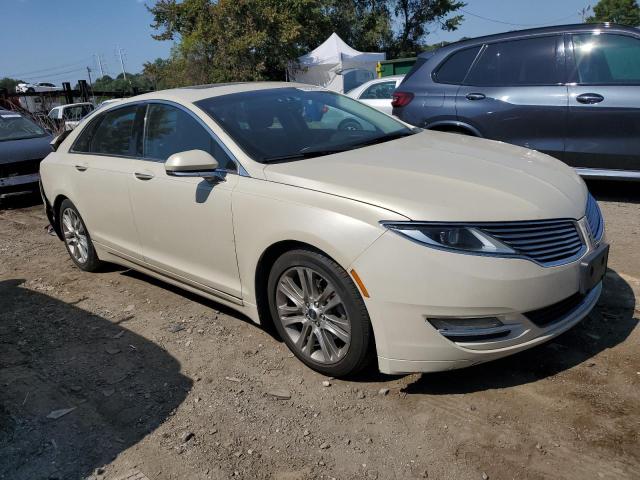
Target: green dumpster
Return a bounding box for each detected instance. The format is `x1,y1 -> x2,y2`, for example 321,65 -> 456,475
377,57 -> 417,78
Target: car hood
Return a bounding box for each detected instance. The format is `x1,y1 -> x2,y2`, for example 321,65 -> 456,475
0,135 -> 53,165
263,131 -> 588,222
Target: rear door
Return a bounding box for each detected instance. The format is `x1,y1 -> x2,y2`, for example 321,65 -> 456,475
68,103 -> 145,259
566,32 -> 640,172
456,35 -> 568,159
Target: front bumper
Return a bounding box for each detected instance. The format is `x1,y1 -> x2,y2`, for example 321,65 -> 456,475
0,173 -> 40,198
351,229 -> 604,374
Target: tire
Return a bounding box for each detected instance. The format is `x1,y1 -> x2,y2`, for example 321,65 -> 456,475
267,248 -> 374,377
59,199 -> 102,272
338,118 -> 362,131
26,87 -> 35,93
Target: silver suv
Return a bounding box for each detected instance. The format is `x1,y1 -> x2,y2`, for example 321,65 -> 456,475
393,23 -> 640,181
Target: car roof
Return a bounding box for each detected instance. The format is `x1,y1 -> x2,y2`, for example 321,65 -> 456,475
419,23 -> 639,57
119,81 -> 322,105
60,102 -> 94,108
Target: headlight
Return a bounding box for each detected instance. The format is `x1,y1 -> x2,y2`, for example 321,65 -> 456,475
381,222 -> 516,255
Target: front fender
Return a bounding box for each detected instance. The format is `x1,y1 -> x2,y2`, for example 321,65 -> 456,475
232,177 -> 408,306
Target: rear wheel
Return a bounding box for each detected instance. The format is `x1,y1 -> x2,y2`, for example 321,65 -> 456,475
267,249 -> 373,377
59,199 -> 101,272
338,118 -> 362,131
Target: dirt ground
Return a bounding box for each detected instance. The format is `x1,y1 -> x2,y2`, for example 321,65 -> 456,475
1,181 -> 638,480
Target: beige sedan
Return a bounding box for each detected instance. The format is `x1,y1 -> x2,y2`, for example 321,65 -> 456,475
40,82 -> 608,377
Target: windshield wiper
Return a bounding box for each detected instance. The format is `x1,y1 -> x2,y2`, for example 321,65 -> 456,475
262,130 -> 416,163
346,130 -> 415,149
262,148 -> 349,163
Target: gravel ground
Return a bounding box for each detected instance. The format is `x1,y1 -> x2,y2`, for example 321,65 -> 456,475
1,181 -> 638,480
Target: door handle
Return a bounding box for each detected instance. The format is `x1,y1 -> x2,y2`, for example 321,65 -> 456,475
466,93 -> 486,101
74,164 -> 88,172
134,172 -> 154,181
576,93 -> 604,104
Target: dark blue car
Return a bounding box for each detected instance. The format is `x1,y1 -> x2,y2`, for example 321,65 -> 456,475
393,23 -> 640,181
0,109 -> 52,199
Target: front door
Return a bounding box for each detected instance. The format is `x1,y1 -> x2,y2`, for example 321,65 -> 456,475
456,35 -> 568,159
565,32 -> 640,172
128,103 -> 242,299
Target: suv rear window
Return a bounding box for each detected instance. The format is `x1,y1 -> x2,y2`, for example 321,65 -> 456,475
433,46 -> 482,84
465,36 -> 563,86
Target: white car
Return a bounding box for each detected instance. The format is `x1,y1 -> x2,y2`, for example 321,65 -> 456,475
16,82 -> 60,93
40,83 -> 607,377
48,103 -> 95,130
347,76 -> 404,115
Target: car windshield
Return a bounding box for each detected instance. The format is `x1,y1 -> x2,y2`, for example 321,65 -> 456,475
0,113 -> 47,142
195,87 -> 414,163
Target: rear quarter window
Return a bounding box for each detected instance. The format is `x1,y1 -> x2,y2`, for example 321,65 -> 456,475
433,46 -> 482,84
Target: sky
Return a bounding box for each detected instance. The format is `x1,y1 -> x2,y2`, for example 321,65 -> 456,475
1,0 -> 595,84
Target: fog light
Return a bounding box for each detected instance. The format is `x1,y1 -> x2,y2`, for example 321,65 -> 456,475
428,317 -> 503,331
427,317 -> 511,342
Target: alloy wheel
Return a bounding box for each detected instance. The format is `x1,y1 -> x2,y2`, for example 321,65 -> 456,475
276,266 -> 351,364
61,208 -> 89,264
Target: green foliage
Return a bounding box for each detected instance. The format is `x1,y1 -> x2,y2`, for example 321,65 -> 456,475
587,0 -> 640,26
82,73 -> 154,92
0,77 -> 24,92
146,0 -> 465,86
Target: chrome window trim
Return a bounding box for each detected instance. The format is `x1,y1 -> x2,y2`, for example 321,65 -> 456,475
380,219 -> 588,268
69,99 -> 249,177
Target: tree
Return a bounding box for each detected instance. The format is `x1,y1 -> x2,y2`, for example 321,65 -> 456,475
0,77 -> 24,92
147,0 -> 465,85
587,0 -> 640,26
394,0 -> 465,56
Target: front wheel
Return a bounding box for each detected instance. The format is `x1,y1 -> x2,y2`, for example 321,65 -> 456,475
59,199 -> 102,272
267,249 -> 374,377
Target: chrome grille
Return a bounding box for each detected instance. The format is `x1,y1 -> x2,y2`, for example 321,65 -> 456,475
478,220 -> 584,266
585,194 -> 604,242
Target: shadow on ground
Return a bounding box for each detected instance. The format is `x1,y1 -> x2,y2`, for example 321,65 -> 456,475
0,279 -> 192,480
0,192 -> 42,210
403,269 -> 637,394
587,179 -> 640,204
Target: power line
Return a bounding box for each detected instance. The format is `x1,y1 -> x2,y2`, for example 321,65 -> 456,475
19,67 -> 87,81
4,58 -> 91,79
460,9 -> 580,28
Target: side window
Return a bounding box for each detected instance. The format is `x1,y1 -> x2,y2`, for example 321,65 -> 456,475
143,104 -> 236,171
572,34 -> 640,84
433,46 -> 482,84
466,36 -> 562,86
73,105 -> 141,156
360,81 -> 397,100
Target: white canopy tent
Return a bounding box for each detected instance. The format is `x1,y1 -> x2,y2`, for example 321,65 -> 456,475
288,33 -> 386,93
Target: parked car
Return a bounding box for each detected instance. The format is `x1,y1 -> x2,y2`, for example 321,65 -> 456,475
40,83 -> 607,377
0,109 -> 52,199
393,23 -> 640,180
48,102 -> 95,130
16,82 -> 60,94
347,75 -> 404,114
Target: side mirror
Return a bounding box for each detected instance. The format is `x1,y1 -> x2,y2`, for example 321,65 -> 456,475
165,150 -> 222,181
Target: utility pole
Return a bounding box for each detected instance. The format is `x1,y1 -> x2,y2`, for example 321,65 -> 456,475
117,46 -> 127,81
94,54 -> 104,78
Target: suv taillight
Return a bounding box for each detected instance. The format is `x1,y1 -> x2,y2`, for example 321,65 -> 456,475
391,92 -> 414,108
